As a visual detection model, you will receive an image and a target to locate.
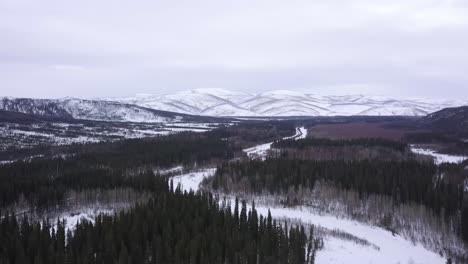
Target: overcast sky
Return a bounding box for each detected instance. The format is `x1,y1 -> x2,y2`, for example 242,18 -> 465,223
1,0 -> 468,99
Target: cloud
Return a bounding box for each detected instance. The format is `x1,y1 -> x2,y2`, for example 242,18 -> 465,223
0,0 -> 467,99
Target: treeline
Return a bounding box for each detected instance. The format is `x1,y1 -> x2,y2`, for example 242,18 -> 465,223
5,132 -> 236,168
0,133 -> 237,209
270,138 -> 413,161
0,177 -> 320,264
404,132 -> 457,144
463,203 -> 468,243
0,168 -> 161,210
405,132 -> 468,155
206,121 -> 297,147
208,159 -> 465,220
272,138 -> 407,152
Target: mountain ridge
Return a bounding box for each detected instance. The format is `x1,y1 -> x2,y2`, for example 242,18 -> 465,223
2,90 -> 467,123
103,89 -> 468,117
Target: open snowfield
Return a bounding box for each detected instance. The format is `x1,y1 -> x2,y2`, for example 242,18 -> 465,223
170,168 -> 217,192
55,209 -> 114,232
170,167 -> 445,264
254,206 -> 444,264
411,146 -> 467,164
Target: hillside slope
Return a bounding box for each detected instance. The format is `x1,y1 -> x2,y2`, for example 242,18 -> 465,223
0,97 -> 221,123
421,106 -> 468,135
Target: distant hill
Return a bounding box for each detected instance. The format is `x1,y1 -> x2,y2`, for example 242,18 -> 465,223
421,106 -> 468,135
0,97 -> 223,123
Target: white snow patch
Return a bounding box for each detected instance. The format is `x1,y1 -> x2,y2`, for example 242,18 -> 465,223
297,127 -> 308,140
170,168 -> 217,192
57,209 -> 113,232
243,142 -> 273,161
411,146 -> 467,165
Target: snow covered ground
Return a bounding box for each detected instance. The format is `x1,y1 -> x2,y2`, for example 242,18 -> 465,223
0,121 -> 224,150
243,142 -> 274,161
243,127 -> 308,160
297,126 -> 308,139
55,209 -> 114,232
283,126 -> 308,140
170,168 -> 217,192
255,206 -> 444,264
171,167 -> 445,264
411,146 -> 467,164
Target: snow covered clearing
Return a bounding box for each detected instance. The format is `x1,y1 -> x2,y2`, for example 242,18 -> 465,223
254,205 -> 444,264
54,209 -> 113,232
411,146 -> 467,164
243,142 -> 273,161
243,127 -> 308,160
171,168 -> 444,264
170,168 -> 217,192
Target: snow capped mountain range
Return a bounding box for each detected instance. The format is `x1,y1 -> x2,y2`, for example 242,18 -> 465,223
1,89 -> 467,123
105,88 -> 468,117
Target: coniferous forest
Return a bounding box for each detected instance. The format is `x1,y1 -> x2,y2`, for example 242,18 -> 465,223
0,125 -> 322,264
206,140 -> 468,249
0,133 -> 236,209
210,159 -> 463,217
0,174 -> 319,264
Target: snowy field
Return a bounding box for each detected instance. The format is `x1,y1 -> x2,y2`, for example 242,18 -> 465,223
170,167 -> 445,264
255,206 -> 444,264
411,146 -> 467,164
170,168 -> 217,192
243,126 -> 308,160
243,142 -> 273,160
55,208 -> 114,232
